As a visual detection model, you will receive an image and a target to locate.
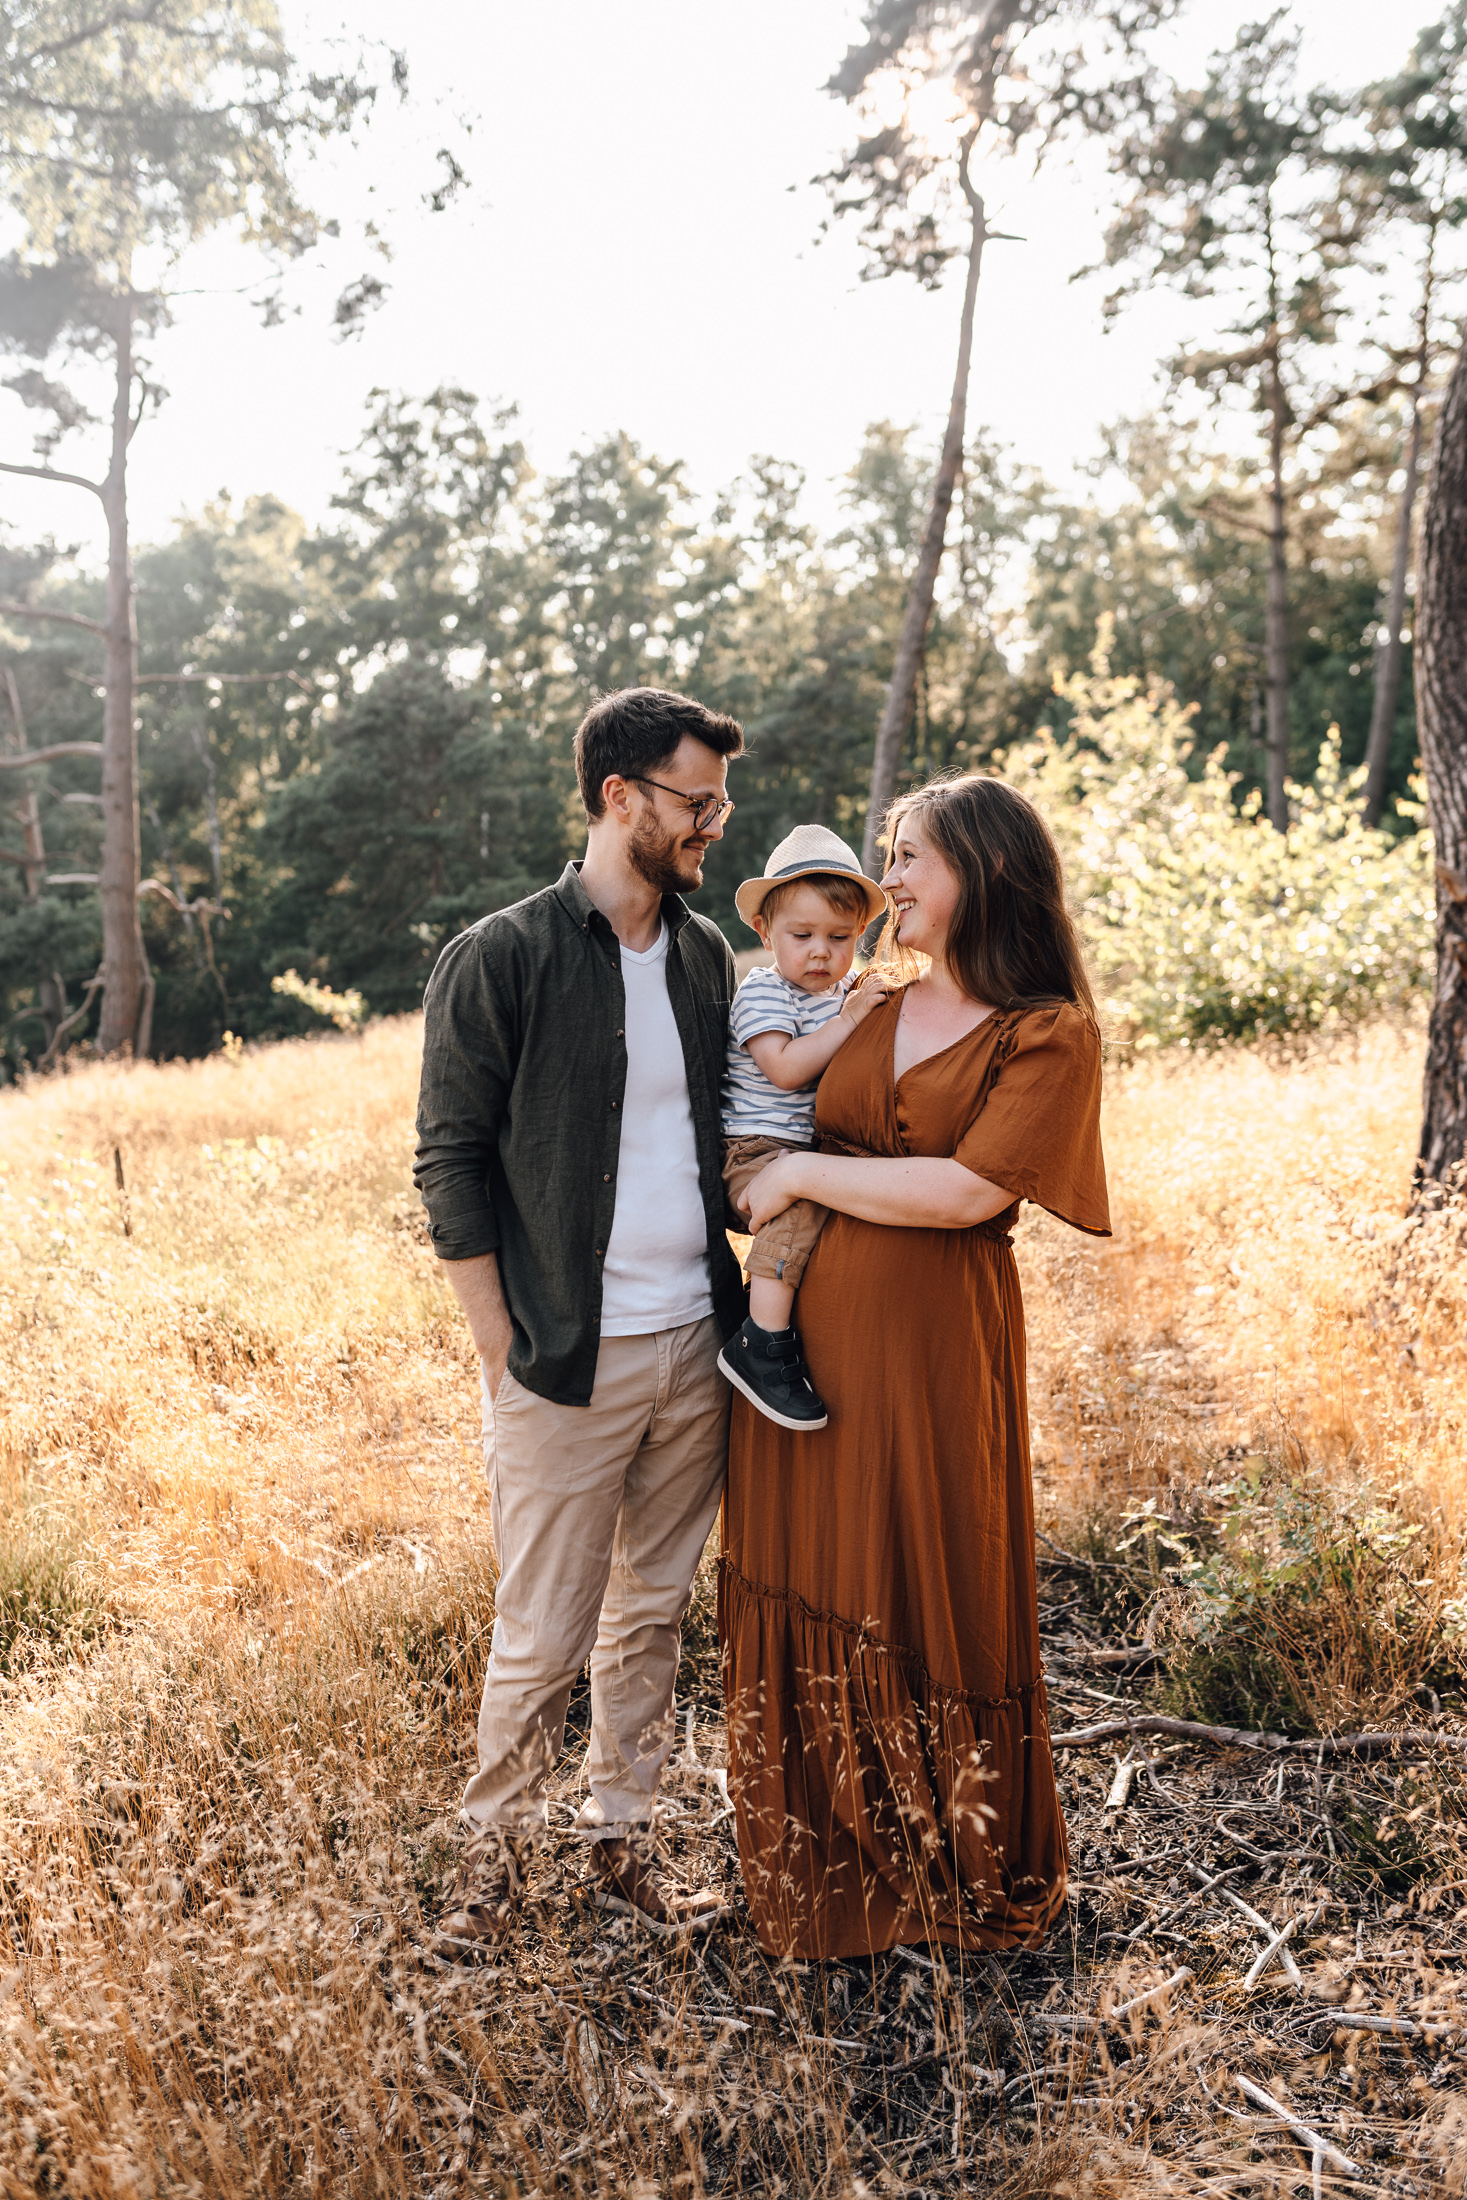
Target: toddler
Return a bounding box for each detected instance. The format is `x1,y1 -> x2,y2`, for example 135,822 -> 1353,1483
718,825 -> 889,1429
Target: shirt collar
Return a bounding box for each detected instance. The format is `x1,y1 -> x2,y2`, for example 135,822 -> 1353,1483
555,861 -> 693,939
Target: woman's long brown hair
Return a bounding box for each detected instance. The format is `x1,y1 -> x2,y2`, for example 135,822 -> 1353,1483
878,774 -> 1099,1024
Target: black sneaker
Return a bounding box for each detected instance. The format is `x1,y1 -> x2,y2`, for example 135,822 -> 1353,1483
717,1318 -> 829,1431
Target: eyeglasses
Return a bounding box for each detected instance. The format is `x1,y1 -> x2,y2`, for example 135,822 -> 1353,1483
630,776 -> 735,835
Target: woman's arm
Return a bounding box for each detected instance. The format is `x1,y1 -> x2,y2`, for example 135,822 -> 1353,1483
738,1149 -> 1013,1232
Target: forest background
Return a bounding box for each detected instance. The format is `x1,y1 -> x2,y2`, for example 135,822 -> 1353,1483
2,0 -> 1461,1075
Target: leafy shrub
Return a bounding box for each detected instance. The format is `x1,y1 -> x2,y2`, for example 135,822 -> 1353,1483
1000,626 -> 1434,1048
1156,1464 -> 1462,1735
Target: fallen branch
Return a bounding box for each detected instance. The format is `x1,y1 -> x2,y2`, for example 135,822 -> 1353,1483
1052,1714 -> 1290,1751
1121,1861 -> 1246,1948
1236,2076 -> 1365,2179
1112,1965 -> 1194,2022
1326,2010 -> 1463,2044
1089,1643 -> 1162,1670
1032,1965 -> 1194,2031
1190,1866 -> 1305,1988
1050,1714 -> 1467,1758
1035,1529 -> 1119,1573
1244,1910 -> 1311,1991
1103,1751 -> 1140,1815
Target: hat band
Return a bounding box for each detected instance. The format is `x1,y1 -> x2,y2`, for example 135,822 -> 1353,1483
770,855 -> 861,881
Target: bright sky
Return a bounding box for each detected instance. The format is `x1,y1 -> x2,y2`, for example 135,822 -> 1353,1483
0,0 -> 1421,566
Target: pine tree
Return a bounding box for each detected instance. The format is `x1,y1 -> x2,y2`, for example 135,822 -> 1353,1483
0,2 -> 382,1054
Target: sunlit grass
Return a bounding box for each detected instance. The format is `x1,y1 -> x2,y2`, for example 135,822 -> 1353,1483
0,1013 -> 1462,2194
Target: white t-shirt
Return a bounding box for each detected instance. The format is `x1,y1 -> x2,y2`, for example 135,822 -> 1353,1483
721,965 -> 852,1142
599,923 -> 714,1337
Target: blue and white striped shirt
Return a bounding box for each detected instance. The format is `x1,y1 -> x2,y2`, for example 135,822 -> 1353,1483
721,965 -> 851,1142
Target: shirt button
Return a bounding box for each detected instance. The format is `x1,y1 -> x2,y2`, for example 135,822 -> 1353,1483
615,1029 -> 624,1039
610,1099 -> 619,1110
603,1172 -> 611,1182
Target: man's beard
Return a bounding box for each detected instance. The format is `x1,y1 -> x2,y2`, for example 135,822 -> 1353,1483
628,812 -> 704,895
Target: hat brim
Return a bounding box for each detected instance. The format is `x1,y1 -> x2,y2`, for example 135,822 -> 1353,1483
734,864 -> 888,933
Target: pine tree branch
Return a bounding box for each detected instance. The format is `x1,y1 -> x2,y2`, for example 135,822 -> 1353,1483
0,742 -> 104,769
0,598 -> 107,637
14,4 -> 172,71
39,965 -> 104,1069
0,460 -> 105,501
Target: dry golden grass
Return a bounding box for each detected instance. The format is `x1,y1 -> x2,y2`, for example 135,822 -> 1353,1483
1,1015 -> 1463,2196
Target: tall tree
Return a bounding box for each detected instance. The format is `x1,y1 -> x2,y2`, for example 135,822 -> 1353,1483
0,2 -> 379,1054
1414,331 -> 1467,1192
1348,8 -> 1467,826
1013,408 -> 1394,786
821,0 -> 1173,872
1097,15 -> 1394,831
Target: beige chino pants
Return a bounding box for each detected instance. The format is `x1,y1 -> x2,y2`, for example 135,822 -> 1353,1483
465,1313 -> 729,1841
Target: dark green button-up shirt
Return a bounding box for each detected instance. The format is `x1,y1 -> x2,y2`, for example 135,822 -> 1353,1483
413,862 -> 746,1406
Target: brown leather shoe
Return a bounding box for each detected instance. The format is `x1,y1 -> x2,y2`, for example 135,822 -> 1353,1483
432,1833 -> 533,1962
587,1834 -> 728,1937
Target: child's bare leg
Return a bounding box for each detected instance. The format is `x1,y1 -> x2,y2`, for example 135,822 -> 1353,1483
748,1275 -> 796,1332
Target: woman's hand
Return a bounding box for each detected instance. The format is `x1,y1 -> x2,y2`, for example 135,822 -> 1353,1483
737,1151 -> 808,1233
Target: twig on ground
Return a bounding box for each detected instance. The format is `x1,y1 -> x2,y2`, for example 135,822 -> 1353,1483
1035,1529 -> 1118,1573
1103,1750 -> 1141,1816
1190,1867 -> 1306,1988
1326,2011 -> 1463,2044
1243,1911 -> 1311,1991
1032,1965 -> 1194,2031
1235,2076 -> 1365,2179
1050,1714 -> 1467,1757
1122,1861 -> 1247,1948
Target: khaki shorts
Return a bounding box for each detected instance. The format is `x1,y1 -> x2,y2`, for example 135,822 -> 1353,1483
723,1133 -> 829,1288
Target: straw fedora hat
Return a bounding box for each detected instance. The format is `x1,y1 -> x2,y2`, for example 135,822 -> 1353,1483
734,824 -> 887,933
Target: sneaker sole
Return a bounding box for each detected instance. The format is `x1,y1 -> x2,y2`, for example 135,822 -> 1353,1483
717,1348 -> 829,1433
589,1885 -> 727,1938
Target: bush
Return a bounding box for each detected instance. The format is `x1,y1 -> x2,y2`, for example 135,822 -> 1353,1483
1155,1465 -> 1463,1735
1000,625 -> 1434,1048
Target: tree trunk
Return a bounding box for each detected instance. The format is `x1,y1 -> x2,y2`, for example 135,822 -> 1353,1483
1414,336 -> 1467,1195
1264,352 -> 1291,834
860,186 -> 988,877
1362,393 -> 1424,830
3,663 -> 66,1050
95,285 -> 149,1058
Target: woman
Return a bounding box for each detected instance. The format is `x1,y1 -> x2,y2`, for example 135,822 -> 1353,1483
720,774 -> 1110,1960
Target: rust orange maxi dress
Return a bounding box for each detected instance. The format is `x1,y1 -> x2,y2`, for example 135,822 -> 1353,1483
720,995 -> 1110,1960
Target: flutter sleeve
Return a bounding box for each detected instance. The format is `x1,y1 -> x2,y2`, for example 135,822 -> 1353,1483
954,1002 -> 1111,1238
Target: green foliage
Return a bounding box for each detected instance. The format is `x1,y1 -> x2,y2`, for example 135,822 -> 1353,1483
1155,1462 -> 1463,1737
0,390 -> 1436,1068
0,1511 -> 108,1673
1002,632 -> 1434,1047
0,1 -> 372,269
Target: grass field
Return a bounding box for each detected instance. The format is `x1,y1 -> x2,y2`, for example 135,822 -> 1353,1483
1,1015 -> 1464,2196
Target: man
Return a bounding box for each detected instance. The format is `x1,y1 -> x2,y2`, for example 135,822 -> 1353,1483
414,685 -> 747,1953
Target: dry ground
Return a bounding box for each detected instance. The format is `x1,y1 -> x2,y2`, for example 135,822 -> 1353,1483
1,1016 -> 1464,2197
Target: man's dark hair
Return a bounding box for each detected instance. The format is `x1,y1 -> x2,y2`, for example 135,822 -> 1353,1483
574,688 -> 744,820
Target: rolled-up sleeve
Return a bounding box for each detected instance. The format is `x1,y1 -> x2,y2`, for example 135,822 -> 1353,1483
413,929 -> 514,1261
